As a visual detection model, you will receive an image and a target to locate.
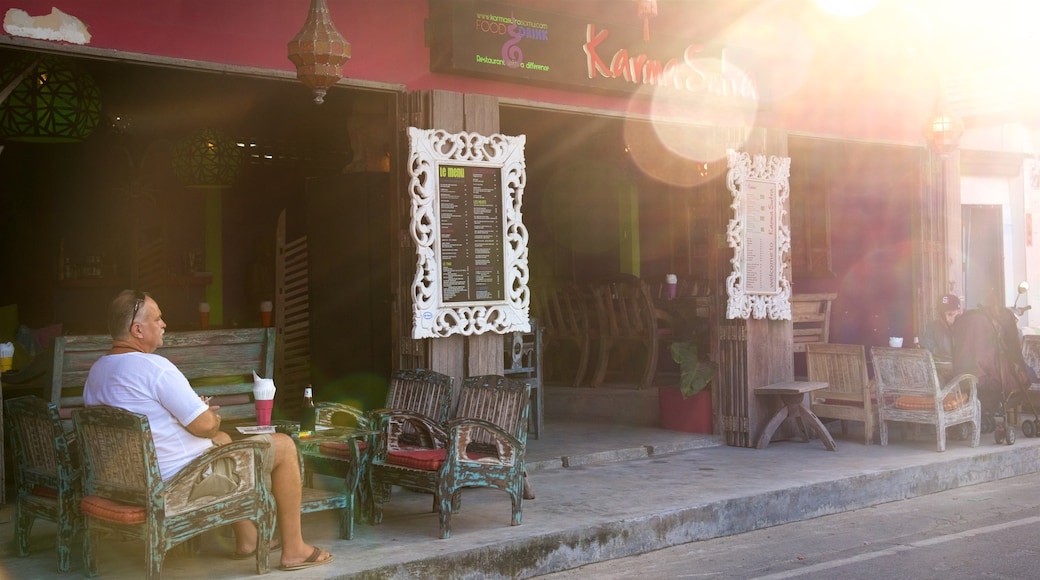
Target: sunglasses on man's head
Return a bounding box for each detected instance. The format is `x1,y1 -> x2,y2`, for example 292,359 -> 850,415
129,291 -> 146,333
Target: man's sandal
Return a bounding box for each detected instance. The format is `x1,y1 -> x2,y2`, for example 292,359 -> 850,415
279,546 -> 333,571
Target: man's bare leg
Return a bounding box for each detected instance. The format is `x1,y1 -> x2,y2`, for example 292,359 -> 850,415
230,433 -> 330,566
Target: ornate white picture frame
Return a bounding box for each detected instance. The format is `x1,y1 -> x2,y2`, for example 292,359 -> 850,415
407,127 -> 530,338
725,149 -> 792,320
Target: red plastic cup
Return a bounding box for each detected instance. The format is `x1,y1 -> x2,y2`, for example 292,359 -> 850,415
199,302 -> 211,330
260,301 -> 273,327
254,399 -> 273,426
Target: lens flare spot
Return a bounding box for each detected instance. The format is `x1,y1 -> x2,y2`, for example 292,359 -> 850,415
815,0 -> 879,18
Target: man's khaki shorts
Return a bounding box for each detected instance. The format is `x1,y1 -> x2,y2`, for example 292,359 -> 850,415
188,434 -> 274,502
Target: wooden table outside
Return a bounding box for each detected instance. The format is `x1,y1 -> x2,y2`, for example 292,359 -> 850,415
754,380 -> 837,451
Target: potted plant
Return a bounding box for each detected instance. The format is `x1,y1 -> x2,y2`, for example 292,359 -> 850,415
659,340 -> 717,433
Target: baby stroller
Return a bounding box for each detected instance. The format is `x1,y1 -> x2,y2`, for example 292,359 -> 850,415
988,320 -> 1036,444
954,288 -> 1032,446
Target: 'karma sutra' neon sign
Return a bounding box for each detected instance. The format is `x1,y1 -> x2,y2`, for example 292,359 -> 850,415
583,24 -> 757,100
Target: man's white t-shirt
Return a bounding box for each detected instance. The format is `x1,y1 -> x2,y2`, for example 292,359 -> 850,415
84,352 -> 212,481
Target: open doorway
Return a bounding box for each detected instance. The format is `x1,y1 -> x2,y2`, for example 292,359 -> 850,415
963,204 -> 1005,308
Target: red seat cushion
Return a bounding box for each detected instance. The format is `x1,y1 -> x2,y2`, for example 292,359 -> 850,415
385,448 -> 493,471
81,496 -> 146,524
386,448 -> 447,470
318,440 -> 368,458
32,485 -> 59,499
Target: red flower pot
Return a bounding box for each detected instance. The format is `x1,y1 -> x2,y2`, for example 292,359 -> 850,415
658,386 -> 713,434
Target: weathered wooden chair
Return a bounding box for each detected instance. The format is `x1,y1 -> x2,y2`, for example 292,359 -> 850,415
806,343 -> 876,445
533,283 -> 592,386
5,395 -> 81,573
301,369 -> 454,534
72,405 -> 276,579
1022,335 -> 1040,378
503,318 -> 544,438
791,293 -> 837,352
870,346 -> 981,452
589,279 -> 668,389
369,375 -> 531,539
1008,335 -> 1040,428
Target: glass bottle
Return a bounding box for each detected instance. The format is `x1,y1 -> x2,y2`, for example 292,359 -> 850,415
300,386 -> 316,434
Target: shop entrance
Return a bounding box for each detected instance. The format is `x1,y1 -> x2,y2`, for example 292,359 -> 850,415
962,204 -> 1005,308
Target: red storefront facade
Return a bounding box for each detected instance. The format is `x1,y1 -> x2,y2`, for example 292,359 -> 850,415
1,1 -> 965,445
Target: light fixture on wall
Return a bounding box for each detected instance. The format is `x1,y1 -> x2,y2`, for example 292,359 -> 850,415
171,128 -> 243,188
0,55 -> 101,143
287,0 -> 351,105
922,96 -> 964,157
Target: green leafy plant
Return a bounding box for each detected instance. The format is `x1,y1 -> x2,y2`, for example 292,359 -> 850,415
670,340 -> 717,398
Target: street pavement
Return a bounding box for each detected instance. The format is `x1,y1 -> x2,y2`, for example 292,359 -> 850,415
2,420 -> 1039,579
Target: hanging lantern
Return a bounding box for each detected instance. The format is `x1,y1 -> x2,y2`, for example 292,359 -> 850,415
287,0 -> 351,105
0,55 -> 101,143
636,0 -> 658,42
922,97 -> 964,157
171,129 -> 243,188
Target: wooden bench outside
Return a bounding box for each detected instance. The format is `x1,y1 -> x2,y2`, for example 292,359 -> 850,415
50,327 -> 275,422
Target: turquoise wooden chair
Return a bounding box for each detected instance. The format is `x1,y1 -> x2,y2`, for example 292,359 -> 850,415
72,405 -> 276,579
5,395 -> 81,573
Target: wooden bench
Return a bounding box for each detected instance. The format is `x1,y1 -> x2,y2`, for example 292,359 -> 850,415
50,327 -> 275,422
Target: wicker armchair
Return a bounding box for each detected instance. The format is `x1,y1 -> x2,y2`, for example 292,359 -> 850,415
72,405 -> 276,579
5,395 -> 81,573
806,344 -> 876,445
369,375 -> 531,539
871,346 -> 981,452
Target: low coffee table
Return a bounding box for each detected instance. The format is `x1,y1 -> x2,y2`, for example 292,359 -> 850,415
754,380 -> 837,451
293,425 -> 378,540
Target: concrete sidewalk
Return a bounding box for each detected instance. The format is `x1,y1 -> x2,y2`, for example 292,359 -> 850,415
3,420 -> 1039,579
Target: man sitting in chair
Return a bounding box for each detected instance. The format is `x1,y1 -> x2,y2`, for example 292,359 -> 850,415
83,290 -> 332,571
922,294 -> 961,363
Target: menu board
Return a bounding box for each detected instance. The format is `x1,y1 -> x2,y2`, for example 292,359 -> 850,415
724,150 -> 791,321
438,164 -> 505,303
407,127 -> 528,338
742,178 -> 779,295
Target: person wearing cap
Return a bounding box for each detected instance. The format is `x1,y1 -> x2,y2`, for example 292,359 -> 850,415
921,294 -> 962,362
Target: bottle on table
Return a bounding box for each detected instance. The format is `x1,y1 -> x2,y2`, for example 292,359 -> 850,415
300,386 -> 316,435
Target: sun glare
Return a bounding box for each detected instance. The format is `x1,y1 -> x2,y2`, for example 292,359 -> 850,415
815,0 -> 879,19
